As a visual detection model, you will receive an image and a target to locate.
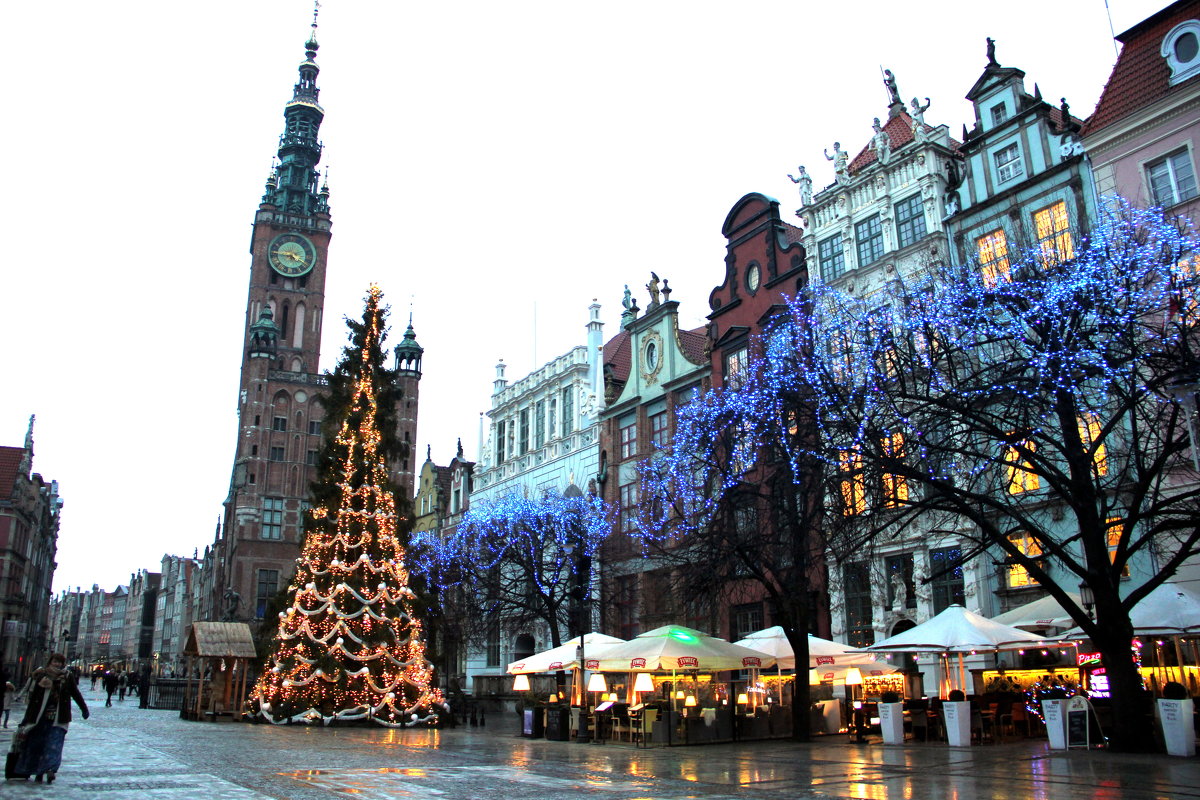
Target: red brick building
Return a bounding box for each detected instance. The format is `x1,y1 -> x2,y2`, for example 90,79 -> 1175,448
207,21 -> 421,625
0,416 -> 62,678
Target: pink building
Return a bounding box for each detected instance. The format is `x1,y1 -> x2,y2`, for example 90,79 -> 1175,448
1085,0 -> 1200,221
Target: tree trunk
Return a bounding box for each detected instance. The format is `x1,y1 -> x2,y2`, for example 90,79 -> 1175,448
786,628 -> 812,742
1093,630 -> 1155,752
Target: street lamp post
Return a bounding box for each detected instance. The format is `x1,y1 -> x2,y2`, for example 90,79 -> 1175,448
564,542 -> 592,744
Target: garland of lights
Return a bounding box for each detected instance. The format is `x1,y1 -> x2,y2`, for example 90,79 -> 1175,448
250,285 -> 444,727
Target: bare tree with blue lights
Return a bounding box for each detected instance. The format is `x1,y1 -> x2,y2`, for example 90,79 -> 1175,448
782,204 -> 1200,752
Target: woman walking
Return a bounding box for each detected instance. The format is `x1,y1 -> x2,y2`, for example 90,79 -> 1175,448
16,653 -> 89,783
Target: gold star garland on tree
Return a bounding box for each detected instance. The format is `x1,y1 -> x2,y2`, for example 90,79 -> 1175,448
251,285 -> 443,726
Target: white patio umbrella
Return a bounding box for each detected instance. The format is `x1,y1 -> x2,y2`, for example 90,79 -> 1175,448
593,625 -> 776,672
989,593 -> 1082,631
734,626 -> 883,671
1053,582 -> 1200,637
506,633 -> 626,674
865,605 -> 1047,693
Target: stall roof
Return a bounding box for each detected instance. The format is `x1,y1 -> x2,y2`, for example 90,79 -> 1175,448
184,622 -> 257,658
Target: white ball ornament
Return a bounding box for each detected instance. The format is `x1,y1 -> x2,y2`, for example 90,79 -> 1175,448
278,612 -> 286,620
272,666 -> 281,674
306,582 -> 315,590
336,637 -> 345,646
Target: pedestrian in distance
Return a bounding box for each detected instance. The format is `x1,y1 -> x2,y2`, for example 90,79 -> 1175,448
103,671 -> 118,707
118,672 -> 127,702
12,653 -> 89,784
137,666 -> 151,709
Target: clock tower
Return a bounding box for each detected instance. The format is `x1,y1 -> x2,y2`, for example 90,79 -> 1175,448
210,16 -> 335,626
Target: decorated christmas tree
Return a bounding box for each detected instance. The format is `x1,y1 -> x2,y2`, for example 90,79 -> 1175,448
252,285 -> 443,726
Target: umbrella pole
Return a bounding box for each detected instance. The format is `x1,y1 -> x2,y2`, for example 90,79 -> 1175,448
1174,637 -> 1186,686
958,653 -> 967,694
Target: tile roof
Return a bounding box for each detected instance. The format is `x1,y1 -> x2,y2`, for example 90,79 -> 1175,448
603,330 -> 631,385
0,446 -> 24,499
678,326 -> 709,364
1084,1 -> 1199,135
849,113 -> 925,174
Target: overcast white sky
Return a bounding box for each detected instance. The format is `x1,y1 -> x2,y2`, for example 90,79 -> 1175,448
1,0 -> 1167,593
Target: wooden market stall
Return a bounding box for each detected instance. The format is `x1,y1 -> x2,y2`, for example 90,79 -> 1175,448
181,622 -> 257,722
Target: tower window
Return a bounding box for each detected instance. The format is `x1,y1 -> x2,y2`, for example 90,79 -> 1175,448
308,420 -> 321,436
269,446 -> 285,462
273,416 -> 287,432
256,569 -> 280,618
261,498 -> 284,540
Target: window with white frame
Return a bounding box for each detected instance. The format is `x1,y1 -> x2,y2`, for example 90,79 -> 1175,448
724,346 -> 749,390
895,194 -> 927,248
1148,149 -> 1198,208
819,233 -> 846,281
994,143 -> 1024,184
855,215 -> 884,267
990,103 -> 1008,127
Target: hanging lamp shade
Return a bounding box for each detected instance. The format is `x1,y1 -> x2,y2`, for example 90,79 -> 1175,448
844,667 -> 863,686
633,672 -> 654,693
736,692 -> 749,705
512,674 -> 531,692
587,672 -> 607,693
684,695 -> 697,707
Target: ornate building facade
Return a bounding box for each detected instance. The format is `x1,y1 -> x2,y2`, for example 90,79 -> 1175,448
0,417 -> 61,679
465,303 -> 610,693
797,73 -> 969,653
597,277 -> 709,639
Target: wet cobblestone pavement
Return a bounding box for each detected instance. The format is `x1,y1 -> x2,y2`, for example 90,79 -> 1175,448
3,684 -> 1200,799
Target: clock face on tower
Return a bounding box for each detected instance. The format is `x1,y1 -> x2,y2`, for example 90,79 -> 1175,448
268,232 -> 317,277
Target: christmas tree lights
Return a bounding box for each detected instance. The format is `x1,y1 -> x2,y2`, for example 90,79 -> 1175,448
251,285 -> 444,726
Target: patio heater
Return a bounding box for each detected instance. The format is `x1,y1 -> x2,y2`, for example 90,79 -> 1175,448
845,667 -> 868,743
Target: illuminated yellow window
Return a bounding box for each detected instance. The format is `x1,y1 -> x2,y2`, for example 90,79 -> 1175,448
1175,255 -> 1200,319
1007,532 -> 1042,587
881,432 -> 909,508
839,449 -> 865,515
1106,517 -> 1130,577
1033,201 -> 1074,265
1078,413 -> 1107,476
977,229 -> 1011,287
1004,439 -> 1040,494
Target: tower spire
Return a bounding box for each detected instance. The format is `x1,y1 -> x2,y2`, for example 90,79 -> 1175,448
263,6 -> 327,217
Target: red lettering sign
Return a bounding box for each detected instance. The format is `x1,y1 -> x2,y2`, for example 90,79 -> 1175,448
631,658 -> 647,669
548,661 -> 563,670
585,659 -> 599,670
815,656 -> 835,666
742,657 -> 762,667
677,657 -> 699,668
